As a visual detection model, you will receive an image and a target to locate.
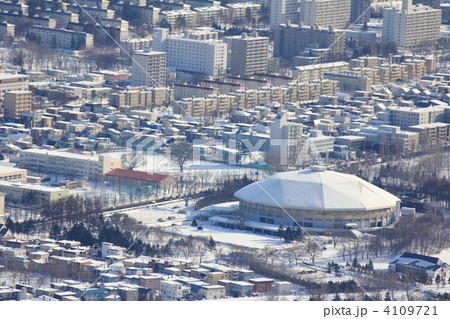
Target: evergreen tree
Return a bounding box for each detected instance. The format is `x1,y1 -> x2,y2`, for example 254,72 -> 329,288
384,291 -> 392,301
332,293 -> 341,301
207,236 -> 216,250
352,257 -> 358,268
191,218 -> 198,227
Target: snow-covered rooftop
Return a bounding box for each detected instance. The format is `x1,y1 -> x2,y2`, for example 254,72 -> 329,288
234,167 -> 400,212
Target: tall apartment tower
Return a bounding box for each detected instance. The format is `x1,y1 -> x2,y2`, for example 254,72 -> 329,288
3,90 -> 32,120
413,0 -> 441,9
382,0 -> 442,49
270,112 -> 304,167
350,0 -> 371,24
299,0 -> 351,29
269,0 -> 301,27
225,33 -> 269,77
132,50 -> 167,87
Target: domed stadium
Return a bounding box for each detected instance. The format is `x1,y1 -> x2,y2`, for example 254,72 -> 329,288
234,166 -> 400,230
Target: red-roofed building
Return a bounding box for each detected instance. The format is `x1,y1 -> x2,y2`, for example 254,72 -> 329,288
106,169 -> 175,195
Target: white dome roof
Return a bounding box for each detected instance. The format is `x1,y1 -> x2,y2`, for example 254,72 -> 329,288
234,168 -> 400,212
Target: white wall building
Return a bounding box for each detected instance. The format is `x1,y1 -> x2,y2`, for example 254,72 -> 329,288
153,28 -> 227,76
160,281 -> 191,300
299,0 -> 351,29
18,149 -> 121,178
382,0 -> 442,49
270,0 -> 301,27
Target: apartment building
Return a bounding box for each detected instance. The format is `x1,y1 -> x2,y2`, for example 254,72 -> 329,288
273,23 -> 345,60
225,33 -> 269,77
389,106 -> 446,129
225,3 -> 261,22
3,90 -> 32,120
0,181 -> 69,203
408,122 -> 450,146
299,0 -> 351,29
160,281 -> 190,300
358,125 -> 420,153
270,112 -> 305,166
173,79 -> 339,117
292,62 -> 349,81
28,26 -> 93,50
0,74 -> 29,100
0,166 -> 27,182
158,10 -> 197,30
174,83 -> 219,100
269,0 -> 301,26
350,0 -> 371,24
110,87 -> 173,109
38,10 -> 79,28
132,50 -> 167,87
153,28 -> 227,77
413,0 -> 441,9
0,22 -> 14,41
0,2 -> 28,15
383,0 -> 441,49
18,149 -> 121,178
194,5 -> 228,26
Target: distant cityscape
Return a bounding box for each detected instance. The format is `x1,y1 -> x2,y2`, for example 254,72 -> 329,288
0,0 -> 449,303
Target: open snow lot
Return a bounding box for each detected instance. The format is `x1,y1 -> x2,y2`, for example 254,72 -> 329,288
176,223 -> 288,249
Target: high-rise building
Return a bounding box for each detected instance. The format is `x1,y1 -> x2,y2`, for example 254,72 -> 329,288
273,23 -> 345,60
225,33 -> 269,76
269,0 -> 301,27
3,90 -> 32,120
382,0 -> 442,49
270,112 -> 305,166
153,28 -> 227,77
413,0 -> 441,9
350,0 -> 371,24
299,0 -> 351,29
132,50 -> 167,87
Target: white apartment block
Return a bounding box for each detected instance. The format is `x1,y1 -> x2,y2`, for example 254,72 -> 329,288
194,6 -> 228,26
388,106 -> 445,129
270,0 -> 301,27
292,62 -> 349,81
299,0 -> 351,29
132,50 -> 167,87
158,10 -> 197,30
0,22 -> 15,41
0,74 -> 29,100
28,26 -> 93,50
18,149 -> 121,178
270,112 -> 305,166
153,28 -> 227,76
39,10 -> 79,28
160,281 -> 191,301
225,32 -> 269,76
382,0 -> 441,49
225,3 -> 261,22
0,2 -> 28,15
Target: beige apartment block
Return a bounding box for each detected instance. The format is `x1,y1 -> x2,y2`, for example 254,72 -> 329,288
299,0 -> 351,29
0,166 -> 27,182
132,50 -> 167,87
383,0 -> 441,49
0,74 -> 29,101
18,149 -> 121,178
3,90 -> 32,120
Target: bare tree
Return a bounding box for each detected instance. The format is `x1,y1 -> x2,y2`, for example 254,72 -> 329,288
228,209 -> 251,230
121,150 -> 146,170
169,142 -> 193,173
306,239 -> 322,265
